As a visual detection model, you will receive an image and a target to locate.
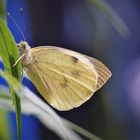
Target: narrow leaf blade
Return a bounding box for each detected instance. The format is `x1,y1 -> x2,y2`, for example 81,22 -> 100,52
0,0 -> 6,22
0,18 -> 22,140
88,0 -> 129,37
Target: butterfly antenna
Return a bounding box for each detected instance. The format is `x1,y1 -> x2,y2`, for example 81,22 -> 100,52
20,8 -> 26,38
7,12 -> 26,41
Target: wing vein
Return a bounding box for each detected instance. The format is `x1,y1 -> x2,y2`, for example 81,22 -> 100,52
35,59 -> 96,82
36,62 -> 93,92
35,63 -> 74,109
34,63 -> 61,109
66,81 -> 86,101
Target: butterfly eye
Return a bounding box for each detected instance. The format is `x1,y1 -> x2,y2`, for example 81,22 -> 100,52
18,45 -> 26,56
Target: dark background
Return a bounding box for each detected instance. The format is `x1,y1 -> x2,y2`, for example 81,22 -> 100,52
1,0 -> 140,139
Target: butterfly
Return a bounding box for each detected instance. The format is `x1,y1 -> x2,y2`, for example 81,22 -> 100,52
17,41 -> 111,111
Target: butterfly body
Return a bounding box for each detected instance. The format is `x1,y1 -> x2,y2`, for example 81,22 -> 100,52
18,41 -> 111,111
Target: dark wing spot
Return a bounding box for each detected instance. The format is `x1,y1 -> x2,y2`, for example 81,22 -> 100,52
71,56 -> 79,63
71,70 -> 80,78
61,77 -> 68,88
32,56 -> 38,63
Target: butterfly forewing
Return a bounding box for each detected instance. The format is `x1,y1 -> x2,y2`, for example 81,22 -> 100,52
25,47 -> 101,111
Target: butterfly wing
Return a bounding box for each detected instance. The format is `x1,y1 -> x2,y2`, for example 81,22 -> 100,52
83,55 -> 112,92
25,46 -> 111,111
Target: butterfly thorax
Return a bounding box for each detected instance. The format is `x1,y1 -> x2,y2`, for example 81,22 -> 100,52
18,41 -> 33,68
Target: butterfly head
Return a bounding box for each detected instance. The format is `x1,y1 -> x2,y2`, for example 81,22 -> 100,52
17,41 -> 33,67
17,41 -> 30,56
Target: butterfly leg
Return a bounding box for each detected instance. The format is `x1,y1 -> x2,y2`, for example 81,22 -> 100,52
13,54 -> 25,67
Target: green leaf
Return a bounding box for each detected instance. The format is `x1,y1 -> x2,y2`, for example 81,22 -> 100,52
0,19 -> 21,78
87,0 -> 129,37
0,0 -> 6,22
0,18 -> 22,140
0,71 -> 82,140
0,75 -> 103,140
0,111 -> 10,140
